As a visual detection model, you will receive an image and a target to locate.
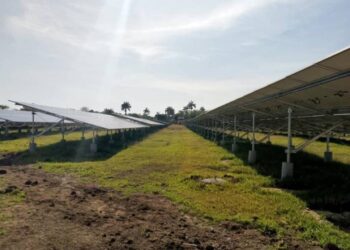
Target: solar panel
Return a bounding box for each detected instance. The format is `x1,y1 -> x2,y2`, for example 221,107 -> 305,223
194,47 -> 350,134
0,110 -> 67,124
114,114 -> 164,126
10,101 -> 147,130
126,115 -> 164,126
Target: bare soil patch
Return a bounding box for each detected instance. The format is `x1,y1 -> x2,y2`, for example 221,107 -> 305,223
0,165 -> 322,250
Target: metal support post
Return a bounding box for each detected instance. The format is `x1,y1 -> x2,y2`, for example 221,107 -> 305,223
220,119 -> 225,145
121,130 -> 126,146
324,133 -> 333,162
281,108 -> 294,179
232,116 -> 238,152
214,121 -> 217,142
206,121 -> 209,138
29,112 -> 37,153
266,134 -> 271,144
60,119 -> 65,142
109,130 -> 114,144
5,121 -> 9,137
90,130 -> 98,153
81,127 -> 85,140
248,113 -> 257,164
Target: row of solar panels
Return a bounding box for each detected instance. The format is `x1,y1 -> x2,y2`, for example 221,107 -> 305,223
192,47 -> 350,134
0,101 -> 164,129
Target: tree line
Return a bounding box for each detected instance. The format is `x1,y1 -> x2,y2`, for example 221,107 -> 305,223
0,100 -> 204,123
80,100 -> 205,122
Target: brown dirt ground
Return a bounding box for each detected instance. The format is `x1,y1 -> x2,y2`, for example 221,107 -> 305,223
0,165 -> 323,250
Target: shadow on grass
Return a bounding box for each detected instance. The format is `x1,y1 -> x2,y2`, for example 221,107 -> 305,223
192,129 -> 350,230
3,128 -> 160,165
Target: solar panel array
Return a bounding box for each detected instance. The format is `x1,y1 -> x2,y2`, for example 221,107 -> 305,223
192,47 -> 350,134
0,110 -> 67,124
10,101 -> 147,130
126,115 -> 164,126
114,114 -> 163,126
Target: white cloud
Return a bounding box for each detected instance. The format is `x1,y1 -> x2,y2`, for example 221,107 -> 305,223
131,0 -> 277,34
1,0 -> 349,115
5,0 -> 279,59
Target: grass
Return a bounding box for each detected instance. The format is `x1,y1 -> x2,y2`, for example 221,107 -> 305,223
0,177 -> 26,236
217,130 -> 350,214
28,124 -> 350,249
254,132 -> 350,164
0,130 -> 93,155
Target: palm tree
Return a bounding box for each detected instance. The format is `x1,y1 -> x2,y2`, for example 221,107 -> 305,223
143,108 -> 150,116
165,106 -> 175,117
187,101 -> 196,110
121,102 -> 131,115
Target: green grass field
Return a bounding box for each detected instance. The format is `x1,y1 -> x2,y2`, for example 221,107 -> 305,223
30,125 -> 350,249
0,130 -> 93,155
0,125 -> 349,248
254,132 -> 350,165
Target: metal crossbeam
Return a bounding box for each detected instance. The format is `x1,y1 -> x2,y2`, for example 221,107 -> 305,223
34,119 -> 64,138
258,124 -> 286,143
292,122 -> 343,153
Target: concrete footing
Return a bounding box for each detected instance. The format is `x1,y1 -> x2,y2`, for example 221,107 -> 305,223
29,142 -> 37,153
90,143 -> 97,153
281,162 -> 293,179
324,151 -> 333,162
248,150 -> 256,164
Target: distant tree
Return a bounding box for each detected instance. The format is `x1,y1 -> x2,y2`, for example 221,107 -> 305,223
80,106 -> 89,112
175,104 -> 205,121
89,109 -> 95,113
121,102 -> 131,115
103,108 -> 114,115
143,108 -> 150,116
155,112 -> 168,122
165,106 -> 175,117
187,101 -> 196,110
0,105 -> 9,110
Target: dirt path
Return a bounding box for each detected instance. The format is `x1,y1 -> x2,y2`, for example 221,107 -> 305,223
0,165 -> 321,250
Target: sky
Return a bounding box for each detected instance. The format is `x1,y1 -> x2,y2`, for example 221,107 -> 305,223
0,0 -> 349,115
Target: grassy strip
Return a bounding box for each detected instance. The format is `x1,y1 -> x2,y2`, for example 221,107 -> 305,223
36,125 -> 350,248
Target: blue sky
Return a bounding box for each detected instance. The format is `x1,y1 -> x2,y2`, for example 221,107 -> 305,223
0,0 -> 349,115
